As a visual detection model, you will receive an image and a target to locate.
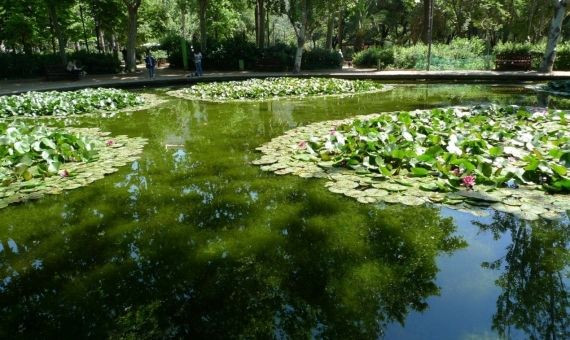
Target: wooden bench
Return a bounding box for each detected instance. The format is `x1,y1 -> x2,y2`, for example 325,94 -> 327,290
254,58 -> 285,72
45,65 -> 84,81
495,55 -> 532,71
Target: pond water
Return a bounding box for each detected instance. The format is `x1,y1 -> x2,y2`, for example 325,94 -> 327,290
0,84 -> 568,339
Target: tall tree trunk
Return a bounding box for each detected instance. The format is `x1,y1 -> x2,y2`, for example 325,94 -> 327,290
181,3 -> 189,70
266,7 -> 270,48
255,3 -> 259,47
540,0 -> 568,73
47,2 -> 67,65
293,0 -> 307,73
126,5 -> 139,72
337,8 -> 344,50
422,0 -> 430,43
325,12 -> 334,50
256,0 -> 266,48
198,0 -> 208,52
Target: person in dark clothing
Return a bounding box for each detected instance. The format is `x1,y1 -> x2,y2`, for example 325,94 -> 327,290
193,50 -> 203,76
121,48 -> 128,71
144,52 -> 157,79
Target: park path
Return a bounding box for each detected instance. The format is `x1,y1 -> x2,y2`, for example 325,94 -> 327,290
2,65 -> 570,96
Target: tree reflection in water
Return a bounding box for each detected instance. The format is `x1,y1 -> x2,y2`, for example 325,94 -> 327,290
476,213 -> 570,340
0,155 -> 467,339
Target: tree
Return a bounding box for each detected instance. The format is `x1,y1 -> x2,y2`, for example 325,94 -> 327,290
541,0 -> 569,73
286,0 -> 308,73
477,214 -> 569,340
123,0 -> 142,72
197,0 -> 208,51
45,0 -> 75,64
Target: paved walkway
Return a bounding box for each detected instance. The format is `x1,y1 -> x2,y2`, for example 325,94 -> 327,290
2,65 -> 570,96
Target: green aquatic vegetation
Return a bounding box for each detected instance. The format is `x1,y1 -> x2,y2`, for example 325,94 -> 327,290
254,105 -> 570,220
0,123 -> 147,209
167,77 -> 388,101
0,122 -> 97,184
0,88 -> 146,118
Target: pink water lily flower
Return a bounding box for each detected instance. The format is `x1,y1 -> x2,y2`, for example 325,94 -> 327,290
106,140 -> 114,147
462,175 -> 476,189
59,169 -> 69,178
297,140 -> 307,149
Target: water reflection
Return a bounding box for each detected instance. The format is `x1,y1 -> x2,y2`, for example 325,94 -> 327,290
0,84 -> 568,338
476,213 -> 570,339
0,195 -> 466,338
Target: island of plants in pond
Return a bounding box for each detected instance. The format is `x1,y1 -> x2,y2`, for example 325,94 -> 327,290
0,122 -> 147,209
0,88 -> 160,118
167,77 -> 389,101
254,105 -> 570,220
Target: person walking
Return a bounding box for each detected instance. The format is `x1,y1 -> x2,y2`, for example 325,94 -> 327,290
193,50 -> 203,76
144,52 -> 157,79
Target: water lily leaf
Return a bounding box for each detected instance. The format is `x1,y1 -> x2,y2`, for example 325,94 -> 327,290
411,167 -> 430,176
457,190 -> 501,203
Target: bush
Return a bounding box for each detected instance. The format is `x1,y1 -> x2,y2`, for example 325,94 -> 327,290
554,43 -> 570,70
0,52 -> 120,79
69,51 -> 121,74
393,38 -> 488,70
160,33 -> 192,68
353,47 -> 394,69
301,48 -> 343,70
493,42 -> 532,57
205,37 -> 258,71
258,43 -> 296,70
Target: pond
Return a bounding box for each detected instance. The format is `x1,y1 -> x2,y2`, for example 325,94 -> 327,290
0,84 -> 568,339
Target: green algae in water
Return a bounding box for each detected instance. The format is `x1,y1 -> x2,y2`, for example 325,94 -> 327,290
0,84 -> 567,339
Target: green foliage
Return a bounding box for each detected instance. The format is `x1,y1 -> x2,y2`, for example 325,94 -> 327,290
493,42 -> 532,57
353,47 -> 395,69
393,38 -> 488,70
554,43 -> 570,70
0,122 -> 97,184
170,77 -> 386,101
301,48 -> 343,70
317,106 -> 570,192
0,52 -> 121,79
69,51 -> 121,74
0,88 -> 144,118
255,104 -> 570,219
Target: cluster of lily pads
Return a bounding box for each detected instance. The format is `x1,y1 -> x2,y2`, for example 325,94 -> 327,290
0,88 -> 148,118
167,77 -> 388,101
0,122 -> 147,209
253,105 -> 570,220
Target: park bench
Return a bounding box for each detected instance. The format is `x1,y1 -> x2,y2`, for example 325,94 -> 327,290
45,65 -> 84,81
254,57 -> 286,72
495,55 -> 532,71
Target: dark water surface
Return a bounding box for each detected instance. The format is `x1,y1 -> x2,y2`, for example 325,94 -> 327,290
0,84 -> 568,339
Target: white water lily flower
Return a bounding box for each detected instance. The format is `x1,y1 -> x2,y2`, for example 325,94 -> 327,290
517,132 -> 533,143
447,142 -> 463,155
335,132 -> 346,145
324,139 -> 336,152
503,146 -> 528,159
402,130 -> 413,142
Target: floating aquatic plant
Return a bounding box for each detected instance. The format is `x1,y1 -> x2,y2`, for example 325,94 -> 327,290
0,122 -> 147,209
253,105 -> 570,220
0,88 -> 156,118
167,77 -> 390,102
